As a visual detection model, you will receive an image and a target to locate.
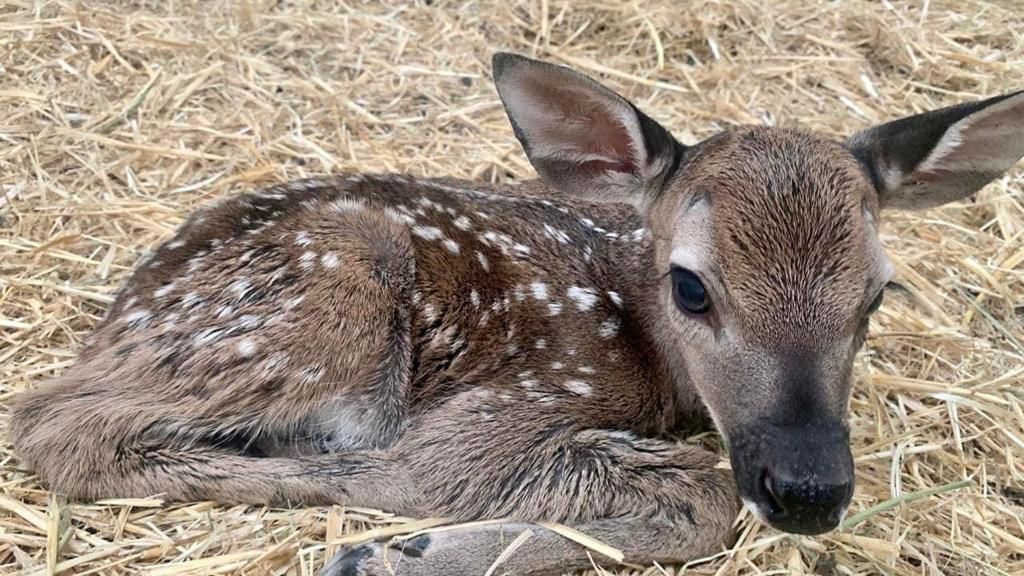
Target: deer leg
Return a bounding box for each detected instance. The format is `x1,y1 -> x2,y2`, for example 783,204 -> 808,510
323,388 -> 740,575
9,388 -> 422,509
325,516 -> 733,576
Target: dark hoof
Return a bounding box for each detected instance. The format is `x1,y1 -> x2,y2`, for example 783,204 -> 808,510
397,534 -> 431,558
321,544 -> 375,576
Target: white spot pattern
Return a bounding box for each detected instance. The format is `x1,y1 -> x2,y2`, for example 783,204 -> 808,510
564,380 -> 592,396
608,291 -> 623,307
567,286 -> 598,311
237,338 -> 258,357
412,225 -> 444,241
530,282 -> 549,300
476,251 -> 490,271
321,252 -> 339,268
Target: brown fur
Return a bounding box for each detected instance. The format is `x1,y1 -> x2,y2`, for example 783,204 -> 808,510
10,53 -> 1024,575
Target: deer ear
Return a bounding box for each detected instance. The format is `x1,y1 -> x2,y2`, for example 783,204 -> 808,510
492,52 -> 683,207
848,91 -> 1024,210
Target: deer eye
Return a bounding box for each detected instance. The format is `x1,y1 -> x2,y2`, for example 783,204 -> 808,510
865,289 -> 884,316
671,267 -> 711,315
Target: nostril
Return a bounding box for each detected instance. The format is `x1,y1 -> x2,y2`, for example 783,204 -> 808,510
760,468 -> 787,519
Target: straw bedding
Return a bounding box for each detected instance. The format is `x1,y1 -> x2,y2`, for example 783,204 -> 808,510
1,0 -> 1022,574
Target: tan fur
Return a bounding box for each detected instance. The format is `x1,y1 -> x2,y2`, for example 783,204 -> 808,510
10,53 -> 1023,575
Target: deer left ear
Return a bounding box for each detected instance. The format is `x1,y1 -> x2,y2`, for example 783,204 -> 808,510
492,52 -> 683,208
848,91 -> 1024,210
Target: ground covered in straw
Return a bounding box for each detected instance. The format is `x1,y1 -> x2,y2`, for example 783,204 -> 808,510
1,1 -> 1023,574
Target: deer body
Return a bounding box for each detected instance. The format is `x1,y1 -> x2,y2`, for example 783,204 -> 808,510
11,53 -> 1024,576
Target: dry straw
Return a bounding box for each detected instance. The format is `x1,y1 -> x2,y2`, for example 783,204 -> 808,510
1,0 -> 1023,574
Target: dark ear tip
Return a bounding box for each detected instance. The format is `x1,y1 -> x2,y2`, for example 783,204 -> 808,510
491,52 -> 529,80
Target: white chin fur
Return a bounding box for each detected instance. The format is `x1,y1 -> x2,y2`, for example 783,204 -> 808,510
741,497 -> 770,524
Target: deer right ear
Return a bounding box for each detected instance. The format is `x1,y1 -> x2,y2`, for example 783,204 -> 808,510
848,91 -> 1024,210
492,52 -> 683,208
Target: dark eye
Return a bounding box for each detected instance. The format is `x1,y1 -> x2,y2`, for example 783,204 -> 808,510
865,290 -> 884,315
671,267 -> 711,315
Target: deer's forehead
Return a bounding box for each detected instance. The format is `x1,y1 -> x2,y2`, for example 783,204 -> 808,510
667,129 -> 880,339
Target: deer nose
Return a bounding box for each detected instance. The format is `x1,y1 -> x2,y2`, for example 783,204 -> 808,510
758,465 -> 852,534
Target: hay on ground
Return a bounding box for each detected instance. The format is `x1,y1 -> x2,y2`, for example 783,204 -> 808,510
1,1 -> 1023,574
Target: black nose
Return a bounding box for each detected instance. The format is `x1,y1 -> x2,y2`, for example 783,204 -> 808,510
757,466 -> 852,534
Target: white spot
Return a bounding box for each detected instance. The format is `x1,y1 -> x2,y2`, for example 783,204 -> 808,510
580,217 -> 595,228
567,286 -> 598,311
512,243 -> 531,257
567,348 -> 577,356
599,317 -> 621,339
520,379 -> 538,389
422,303 -> 438,322
229,279 -> 252,300
608,291 -> 623,307
530,282 -> 549,300
543,223 -> 571,244
535,339 -> 547,349
443,239 -> 461,254
300,250 -> 317,271
470,289 -> 481,308
235,314 -> 263,331
167,240 -> 185,249
474,210 -> 493,220
412,225 -> 444,241
548,301 -> 563,316
583,245 -> 593,262
124,309 -> 151,327
453,215 -> 472,230
216,305 -> 234,319
551,361 -> 564,370
182,292 -> 203,309
187,254 -> 206,273
564,380 -> 592,396
577,366 -> 596,374
236,338 -> 258,357
294,231 -> 313,247
384,207 -> 416,225
321,252 -> 340,268
518,370 -> 534,378
153,282 -> 176,299
527,392 -> 558,403
476,251 -> 490,272
192,327 -> 226,346
330,197 -> 365,212
285,295 -> 305,310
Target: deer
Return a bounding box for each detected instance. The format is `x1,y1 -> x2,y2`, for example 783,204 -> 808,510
9,52 -> 1024,575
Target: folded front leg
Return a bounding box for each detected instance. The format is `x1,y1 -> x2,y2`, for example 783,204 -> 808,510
323,389 -> 739,575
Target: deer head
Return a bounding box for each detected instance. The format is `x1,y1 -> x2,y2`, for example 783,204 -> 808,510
493,52 -> 1024,535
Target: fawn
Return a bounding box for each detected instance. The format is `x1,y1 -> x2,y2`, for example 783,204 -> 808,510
10,53 -> 1024,575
